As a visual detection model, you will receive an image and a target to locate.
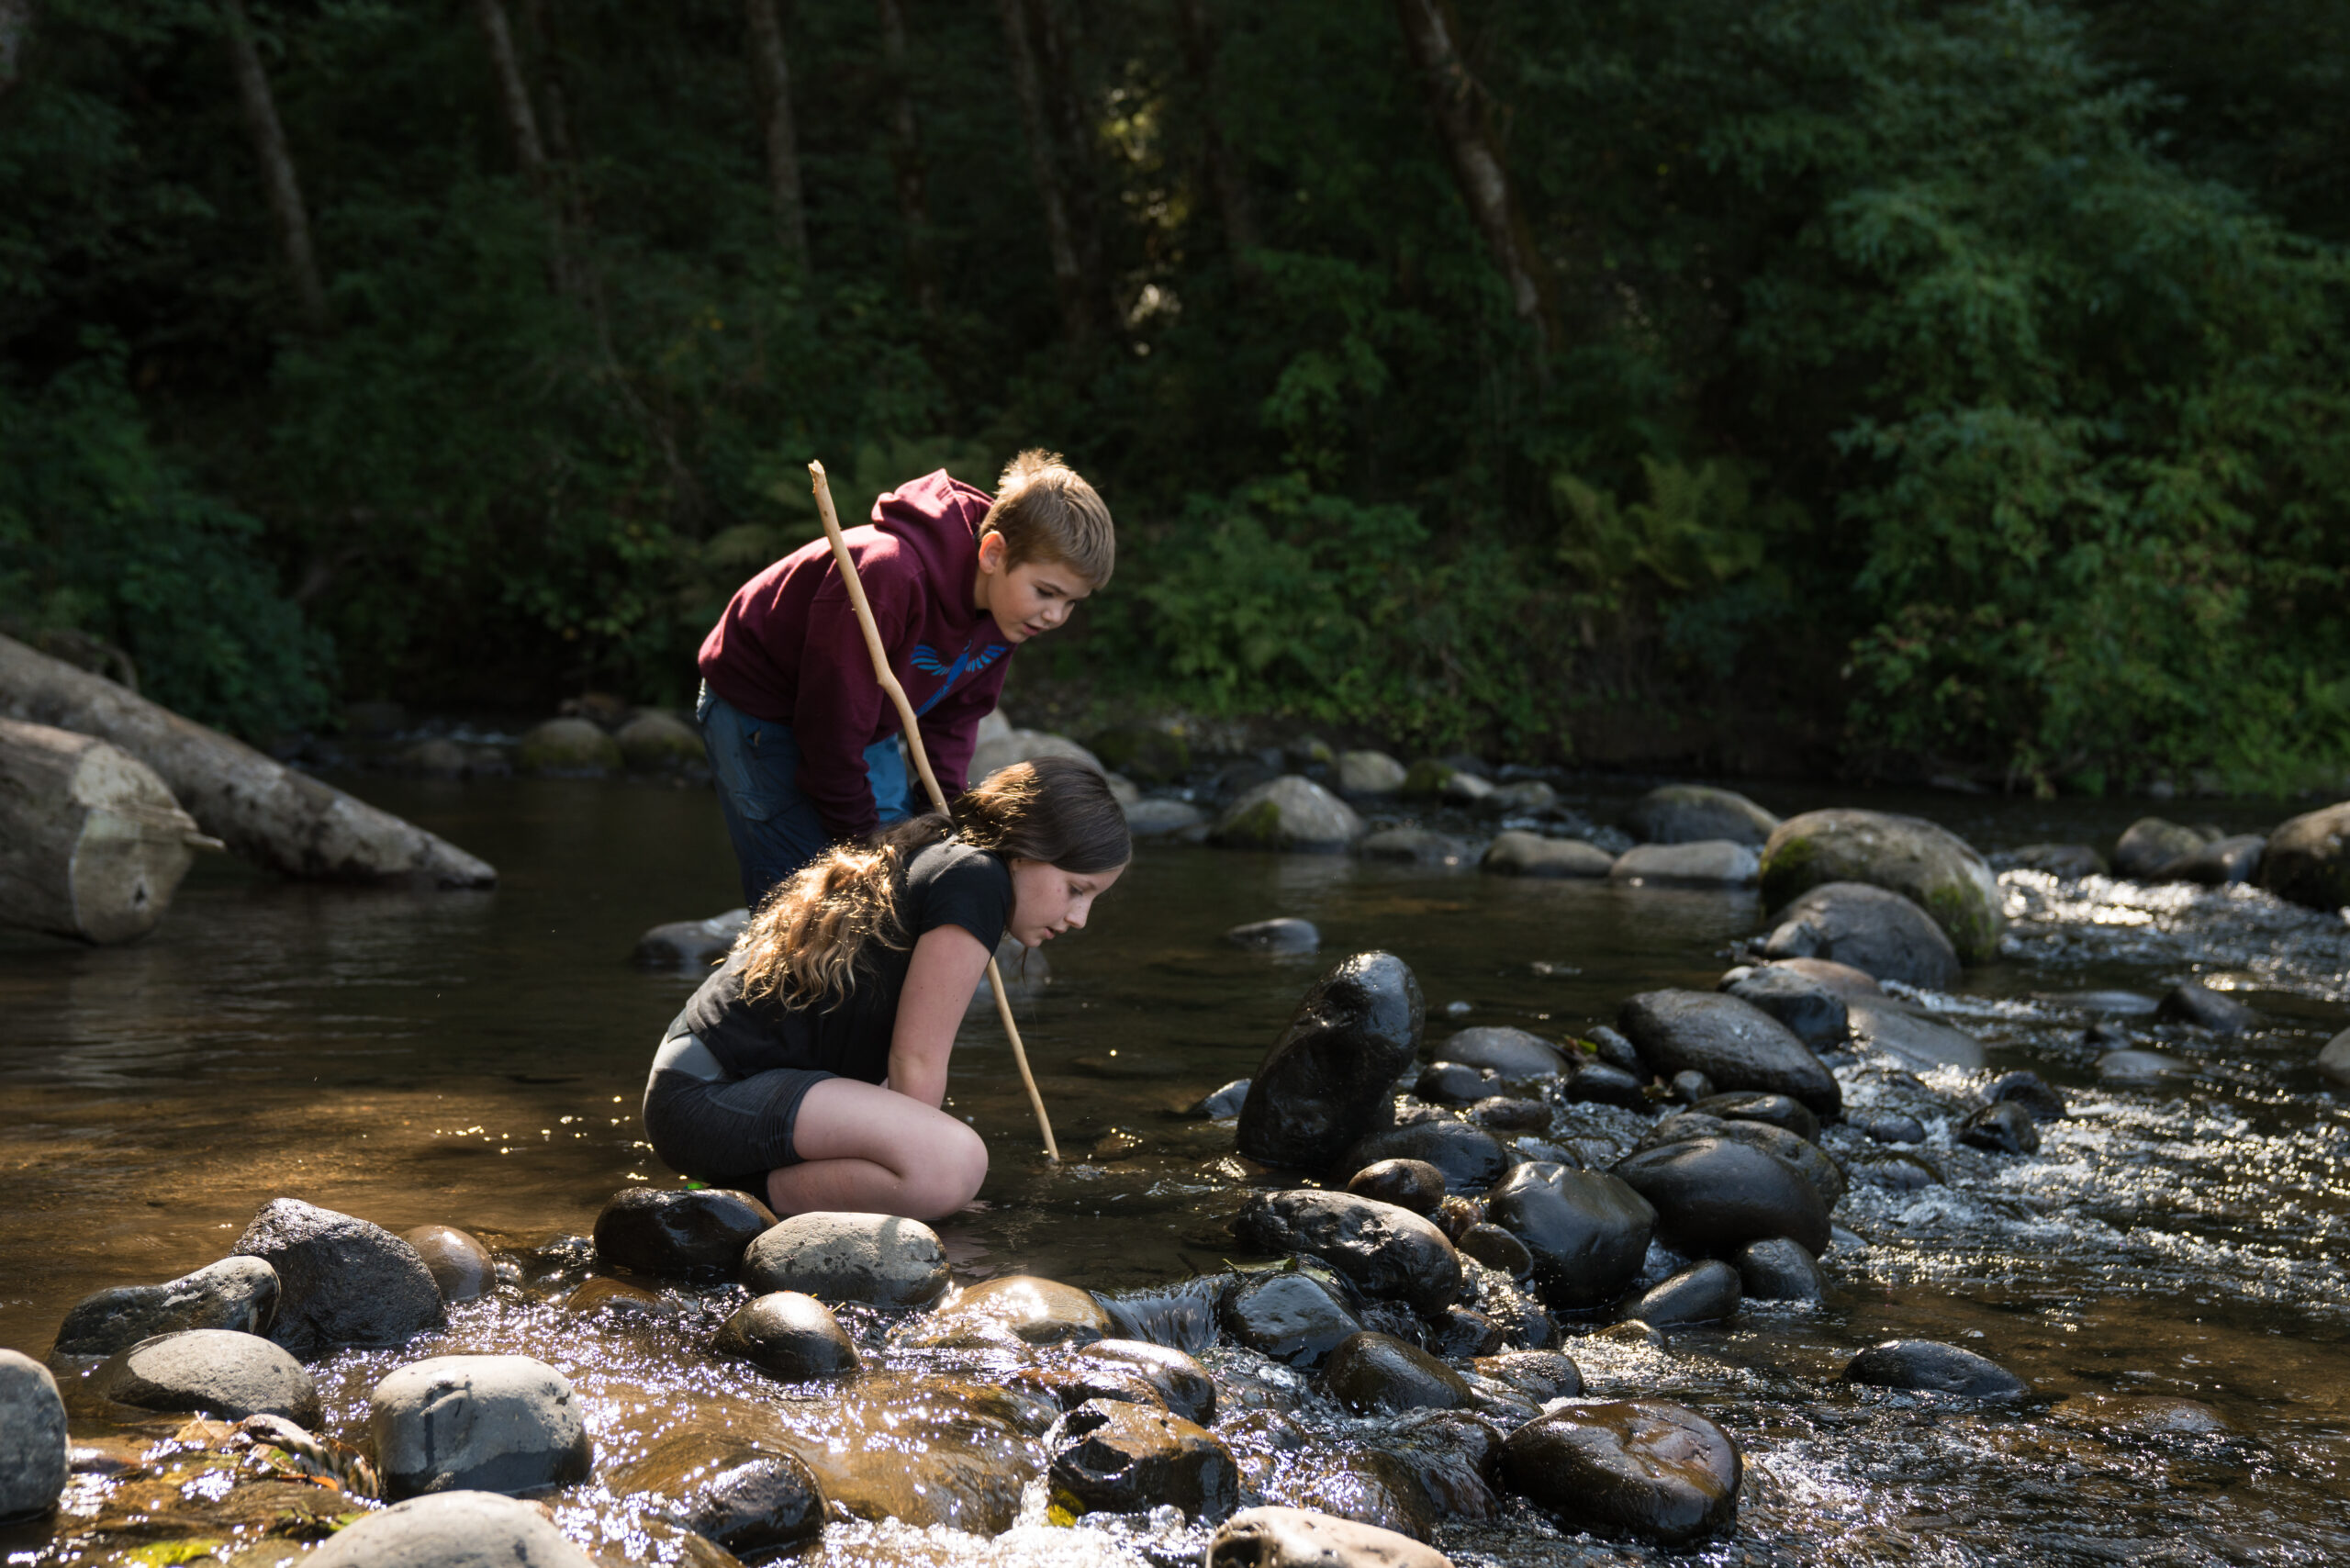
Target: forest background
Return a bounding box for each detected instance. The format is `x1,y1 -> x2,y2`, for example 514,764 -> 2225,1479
2,0 -> 2346,794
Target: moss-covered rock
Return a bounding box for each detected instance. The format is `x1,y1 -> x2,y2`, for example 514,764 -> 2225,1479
2257,801 -> 2350,913
1089,723 -> 1191,784
1757,809 -> 2003,964
519,718 -> 623,777
1211,777 -> 1363,852
615,711 -> 702,771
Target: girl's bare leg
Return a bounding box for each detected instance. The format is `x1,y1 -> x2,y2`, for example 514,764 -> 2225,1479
765,1077 -> 989,1221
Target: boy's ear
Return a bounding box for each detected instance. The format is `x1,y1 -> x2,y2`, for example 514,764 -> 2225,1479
976,532 -> 1007,572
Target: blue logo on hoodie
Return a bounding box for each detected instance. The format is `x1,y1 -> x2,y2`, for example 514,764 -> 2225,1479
911,640 -> 1008,714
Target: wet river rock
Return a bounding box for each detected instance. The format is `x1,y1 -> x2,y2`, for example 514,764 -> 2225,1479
90,1329 -> 319,1424
230,1197 -> 442,1355
2174,834 -> 2267,886
712,1291 -> 860,1379
1218,1270 -> 1365,1368
1235,1191 -> 1462,1314
1483,1163 -> 1656,1312
594,1185 -> 776,1275
1690,1090 -> 1820,1143
402,1225 -> 496,1304
1958,1101 -> 2042,1155
1457,1222 -> 1533,1278
1475,1349 -> 1583,1401
1614,1136 -> 1831,1256
1718,964 -> 1850,1050
1567,1062 -> 1651,1110
1051,1396 -> 1238,1522
2258,800 -> 2350,913
1759,881 -> 1963,991
1079,1339 -> 1217,1424
1238,951 -> 1426,1170
307,1491 -> 599,1568
369,1354 -> 593,1499
1736,1238 -> 1828,1302
1415,1061 -> 1495,1105
1759,808 -> 2006,964
1498,1401 -> 1742,1547
53,1256 -> 280,1358
0,1350 -> 67,1519
1627,783 -> 1780,847
1228,917 -> 1321,954
1845,998 -> 1988,1071
610,1431 -> 824,1558
1348,1158 -> 1449,1213
1986,1070 -> 2068,1122
1482,830 -> 1615,878
2156,979 -> 2259,1036
1214,775 -> 1366,852
738,1211 -> 948,1306
1626,1260 -> 1741,1326
1845,1339 -> 2031,1399
911,1274 -> 1113,1348
1321,1331 -> 1475,1416
2114,816 -> 2213,879
1336,1120 -> 1516,1193
1616,990 -> 1841,1119
764,1373 -> 1049,1533
1430,1025 -> 1571,1081
1206,1506 -> 1454,1568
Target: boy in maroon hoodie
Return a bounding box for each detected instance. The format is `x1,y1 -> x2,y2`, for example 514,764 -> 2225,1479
696,450 -> 1115,905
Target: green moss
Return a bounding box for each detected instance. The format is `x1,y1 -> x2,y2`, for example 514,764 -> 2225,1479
127,1543 -> 228,1567
1222,799 -> 1285,846
1757,833 -> 1818,908
1401,759 -> 1455,795
1924,879 -> 1998,964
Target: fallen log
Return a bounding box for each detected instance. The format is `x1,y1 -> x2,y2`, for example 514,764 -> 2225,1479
0,717 -> 218,944
0,633 -> 496,888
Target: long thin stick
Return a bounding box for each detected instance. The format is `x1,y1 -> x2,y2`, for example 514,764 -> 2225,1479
809,461 -> 1061,1162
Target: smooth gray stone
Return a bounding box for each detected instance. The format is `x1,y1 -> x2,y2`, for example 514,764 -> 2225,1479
1735,1238 -> 1827,1302
370,1355 -> 593,1499
1233,1191 -> 1461,1314
90,1329 -> 319,1423
1609,840 -> 1760,885
1126,798 -> 1208,836
1614,1137 -> 1830,1257
1758,808 -> 2004,963
1359,826 -> 1478,866
231,1197 -> 441,1355
1845,1339 -> 2029,1398
1239,952 -> 1426,1170
2113,816 -> 2212,879
1484,1162 -> 1656,1312
1627,785 -> 1779,847
1845,1000 -> 1987,1071
1434,1025 -> 1572,1080
0,1350 -> 67,1519
1627,1260 -> 1740,1326
2098,1049 -> 2193,1083
2155,980 -> 2258,1036
1759,881 -> 1962,991
1719,964 -> 1850,1050
2258,800 -> 2350,913
739,1212 -> 948,1307
54,1256 -> 280,1358
1483,831 -> 1615,878
1205,1506 -> 1451,1568
712,1292 -> 860,1380
1213,776 -> 1366,852
306,1491 -> 599,1567
1617,990 -> 1841,1118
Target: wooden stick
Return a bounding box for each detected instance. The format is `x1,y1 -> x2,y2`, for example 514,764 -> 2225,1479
809,461 -> 1061,1163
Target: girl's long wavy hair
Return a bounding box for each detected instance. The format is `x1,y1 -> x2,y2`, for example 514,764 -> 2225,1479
733,756 -> 1131,1010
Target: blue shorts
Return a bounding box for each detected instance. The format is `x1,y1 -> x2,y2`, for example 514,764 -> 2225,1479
697,683 -> 912,906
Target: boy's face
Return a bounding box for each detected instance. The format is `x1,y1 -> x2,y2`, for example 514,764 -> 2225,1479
974,534 -> 1093,644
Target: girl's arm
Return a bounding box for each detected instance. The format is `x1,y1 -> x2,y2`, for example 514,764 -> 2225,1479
886,924 -> 993,1107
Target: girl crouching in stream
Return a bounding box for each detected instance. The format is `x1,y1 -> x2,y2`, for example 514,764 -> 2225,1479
644,757 -> 1129,1221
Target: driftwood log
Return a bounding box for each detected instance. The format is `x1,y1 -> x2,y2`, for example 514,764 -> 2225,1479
0,633 -> 496,888
0,718 -> 217,944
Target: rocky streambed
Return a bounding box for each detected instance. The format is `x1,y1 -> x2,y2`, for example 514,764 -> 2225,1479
5,777 -> 2350,1566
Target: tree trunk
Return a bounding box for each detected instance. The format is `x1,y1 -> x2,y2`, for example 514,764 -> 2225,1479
0,0 -> 32,101
995,0 -> 1092,345
1173,0 -> 1259,285
744,0 -> 811,273
519,0 -> 590,230
0,718 -> 213,946
220,0 -> 329,333
0,634 -> 498,888
1028,0 -> 1111,328
474,0 -> 548,177
1393,0 -> 1556,353
874,0 -> 938,316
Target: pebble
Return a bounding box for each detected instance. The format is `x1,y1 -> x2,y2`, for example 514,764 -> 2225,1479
231,1197 -> 442,1355
0,1350 -> 67,1519
403,1225 -> 497,1304
1238,952 -> 1426,1170
1206,1506 -> 1454,1568
1735,1238 -> 1828,1302
593,1185 -> 776,1275
739,1211 -> 948,1306
1483,1162 -> 1657,1311
1958,1102 -> 2042,1155
1234,1191 -> 1462,1313
1051,1396 -> 1238,1521
307,1490 -> 598,1568
369,1355 -> 594,1498
1616,989 -> 1841,1119
712,1291 -> 860,1379
53,1257 -> 281,1358
90,1328 -> 319,1424
1320,1331 -> 1475,1417
1498,1401 -> 1742,1546
1226,917 -> 1321,953
1844,1338 -> 2030,1398
1347,1158 -> 1449,1214
1217,1271 -> 1364,1368
1626,1260 -> 1740,1326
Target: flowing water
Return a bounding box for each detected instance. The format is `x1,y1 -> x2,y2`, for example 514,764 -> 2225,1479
4,774 -> 2348,1565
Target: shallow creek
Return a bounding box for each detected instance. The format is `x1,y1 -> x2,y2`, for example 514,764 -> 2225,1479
4,776 -> 2349,1565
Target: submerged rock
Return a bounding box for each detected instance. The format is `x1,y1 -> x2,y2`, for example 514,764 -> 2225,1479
370,1355 -> 593,1499
1433,1025 -> 1572,1081
912,1275 -> 1112,1349
0,1351 -> 68,1519
1320,1332 -> 1474,1417
1348,1159 -> 1449,1215
2099,1048 -> 2193,1083
1218,1271 -> 1364,1368
1484,1163 -> 1656,1312
1206,1506 -> 1453,1568
1614,1137 -> 1830,1256
1482,831 -> 1614,878
1957,1103 -> 2042,1155
54,1256 -> 280,1358
91,1329 -> 319,1424
712,1292 -> 860,1380
1238,952 -> 1426,1170
1336,1121 -> 1516,1193
1474,1349 -> 1583,1402
307,1491 -> 598,1568
1758,808 -> 2004,964
610,1432 -> 824,1558
1845,1339 -> 2030,1398
1052,1397 -> 1238,1521
1079,1340 -> 1218,1425
1498,1402 -> 1741,1546
1626,784 -> 1779,847
1235,1192 -> 1462,1314
1608,840 -> 1760,885
1736,1238 -> 1827,1302
1718,964 -> 1850,1050
1758,881 -> 1963,991
1228,917 -> 1321,953
403,1226 -> 495,1305
2156,980 -> 2258,1036
595,1185 -> 778,1276
764,1373 -> 1049,1533
1617,990 -> 1841,1118
1360,827 -> 1478,866
1214,776 -> 1366,852
738,1212 -> 947,1307
231,1197 -> 442,1355
2258,801 -> 2350,912
1626,1260 -> 1740,1326
1845,1000 -> 1988,1071
631,908 -> 748,969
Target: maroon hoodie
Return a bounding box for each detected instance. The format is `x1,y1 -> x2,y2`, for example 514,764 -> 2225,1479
697,470 -> 1013,839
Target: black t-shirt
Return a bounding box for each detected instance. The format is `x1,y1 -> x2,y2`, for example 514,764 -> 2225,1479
671,841 -> 1012,1083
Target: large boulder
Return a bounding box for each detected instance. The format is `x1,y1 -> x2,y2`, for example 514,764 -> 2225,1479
593,1185 -> 777,1275
1497,1402 -> 1741,1547
1607,841 -> 1759,885
1615,991 -> 1841,1119
0,1350 -> 67,1519
1050,1397 -> 1237,1522
1481,831 -> 1614,878
1483,1163 -> 1656,1312
1213,776 -> 1366,852
90,1329 -> 319,1423
231,1197 -> 442,1355
1757,882 -> 1963,991
517,717 -> 622,777
1233,1192 -> 1461,1314
1205,1506 -> 1452,1568
613,711 -> 703,771
307,1491 -> 599,1568
1626,784 -> 1779,847
369,1355 -> 594,1498
2112,817 -> 2213,879
1614,1136 -> 1830,1256
971,727 -> 1102,780
1757,809 -> 2003,964
2258,801 -> 2350,913
54,1256 -> 280,1358
1237,952 -> 1424,1170
740,1212 -> 948,1307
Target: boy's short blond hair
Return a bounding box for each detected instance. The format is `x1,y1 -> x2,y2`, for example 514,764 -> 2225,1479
980,450 -> 1114,587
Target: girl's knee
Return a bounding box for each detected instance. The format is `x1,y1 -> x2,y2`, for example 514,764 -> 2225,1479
910,1121 -> 989,1217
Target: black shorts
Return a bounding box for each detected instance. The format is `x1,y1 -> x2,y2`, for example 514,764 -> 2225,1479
642,1056 -> 834,1193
